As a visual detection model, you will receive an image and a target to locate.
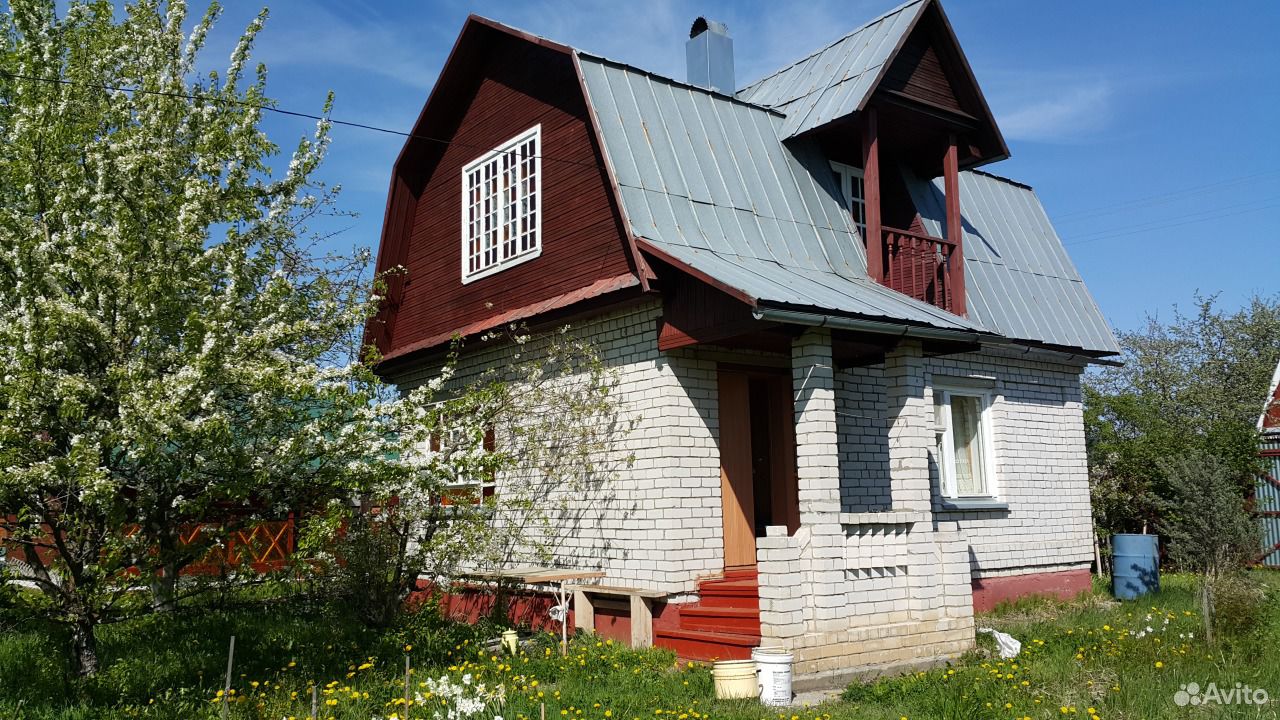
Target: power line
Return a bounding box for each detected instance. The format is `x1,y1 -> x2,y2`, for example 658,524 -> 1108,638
1063,199 -> 1280,247
1053,169 -> 1280,224
7,68 -> 1277,247
1064,194 -> 1280,243
0,70 -> 608,171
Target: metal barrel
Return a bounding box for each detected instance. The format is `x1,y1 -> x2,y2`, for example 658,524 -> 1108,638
1111,533 -> 1160,600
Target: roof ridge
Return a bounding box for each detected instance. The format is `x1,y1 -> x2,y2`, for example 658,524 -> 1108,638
576,52 -> 785,117
736,0 -> 926,96
465,14 -> 787,117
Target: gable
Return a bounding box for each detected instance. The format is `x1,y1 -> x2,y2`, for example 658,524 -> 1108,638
369,19 -> 641,367
880,26 -> 963,114
736,0 -> 1007,167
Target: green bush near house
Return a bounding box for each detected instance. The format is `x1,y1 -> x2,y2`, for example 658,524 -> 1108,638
0,573 -> 1277,719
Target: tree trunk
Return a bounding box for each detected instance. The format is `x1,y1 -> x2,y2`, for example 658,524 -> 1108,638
70,617 -> 100,677
151,563 -> 179,613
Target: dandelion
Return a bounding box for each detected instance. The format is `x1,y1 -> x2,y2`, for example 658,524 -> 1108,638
1155,661 -> 1164,668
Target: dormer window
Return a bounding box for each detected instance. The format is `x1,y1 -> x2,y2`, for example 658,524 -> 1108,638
830,160 -> 866,238
462,125 -> 541,283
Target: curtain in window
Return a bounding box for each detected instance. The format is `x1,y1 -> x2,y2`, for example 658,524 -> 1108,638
950,395 -> 986,495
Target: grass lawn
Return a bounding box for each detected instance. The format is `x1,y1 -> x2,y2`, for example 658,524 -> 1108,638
1,573 -> 1277,719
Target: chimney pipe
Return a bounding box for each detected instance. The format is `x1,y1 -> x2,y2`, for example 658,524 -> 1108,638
686,17 -> 734,94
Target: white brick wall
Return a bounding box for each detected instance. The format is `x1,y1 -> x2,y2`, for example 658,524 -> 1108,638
925,348 -> 1095,577
832,348 -> 1095,579
388,301 -> 1096,675
389,300 -> 725,594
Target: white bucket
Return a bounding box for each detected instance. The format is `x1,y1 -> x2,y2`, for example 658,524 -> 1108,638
752,648 -> 793,706
711,659 -> 758,699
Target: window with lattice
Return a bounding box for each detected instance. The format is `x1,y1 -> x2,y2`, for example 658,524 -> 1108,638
461,125 -> 541,282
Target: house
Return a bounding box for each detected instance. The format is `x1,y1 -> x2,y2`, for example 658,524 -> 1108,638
1258,360 -> 1280,568
368,0 -> 1119,684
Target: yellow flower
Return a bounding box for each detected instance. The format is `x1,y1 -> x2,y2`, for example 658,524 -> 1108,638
405,644 -> 413,651
1155,661 -> 1164,668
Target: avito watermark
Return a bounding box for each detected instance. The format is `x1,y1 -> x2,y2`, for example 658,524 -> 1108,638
1174,682 -> 1270,707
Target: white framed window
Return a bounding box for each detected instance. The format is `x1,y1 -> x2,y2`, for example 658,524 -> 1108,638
830,160 -> 866,238
933,386 -> 998,499
461,125 -> 541,283
428,425 -> 497,505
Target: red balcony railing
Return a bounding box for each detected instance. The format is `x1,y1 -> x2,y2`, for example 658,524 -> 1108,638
882,226 -> 958,313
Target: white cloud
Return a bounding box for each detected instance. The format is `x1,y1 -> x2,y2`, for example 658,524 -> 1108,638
251,3 -> 449,91
990,79 -> 1114,143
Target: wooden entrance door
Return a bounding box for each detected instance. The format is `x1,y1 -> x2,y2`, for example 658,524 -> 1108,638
718,367 -> 799,571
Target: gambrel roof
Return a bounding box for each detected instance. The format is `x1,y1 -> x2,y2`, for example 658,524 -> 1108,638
379,3 -> 1119,359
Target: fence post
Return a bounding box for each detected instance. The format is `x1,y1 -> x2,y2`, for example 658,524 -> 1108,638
222,635 -> 235,720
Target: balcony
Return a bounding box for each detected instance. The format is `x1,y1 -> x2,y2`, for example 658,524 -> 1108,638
880,226 -> 960,313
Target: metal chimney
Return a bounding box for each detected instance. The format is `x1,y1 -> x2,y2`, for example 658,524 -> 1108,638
686,17 -> 734,94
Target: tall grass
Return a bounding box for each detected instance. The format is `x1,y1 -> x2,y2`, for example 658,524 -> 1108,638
0,573 -> 1276,719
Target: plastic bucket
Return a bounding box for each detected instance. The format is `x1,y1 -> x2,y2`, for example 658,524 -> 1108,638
752,648 -> 793,706
1112,533 -> 1160,600
712,659 -> 758,700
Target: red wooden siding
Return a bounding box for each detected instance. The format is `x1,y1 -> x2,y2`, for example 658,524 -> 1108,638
881,29 -> 964,115
371,24 -> 636,365
1265,380 -> 1280,430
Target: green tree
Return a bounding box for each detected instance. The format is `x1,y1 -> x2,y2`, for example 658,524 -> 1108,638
1156,452 -> 1260,645
1085,293 -> 1280,551
0,0 -> 387,675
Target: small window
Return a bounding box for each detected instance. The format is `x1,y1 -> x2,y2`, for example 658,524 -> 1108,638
461,125 -> 541,283
933,387 -> 997,499
428,426 -> 497,505
830,160 -> 866,238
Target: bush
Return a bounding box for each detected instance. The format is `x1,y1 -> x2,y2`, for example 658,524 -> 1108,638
1211,573 -> 1279,647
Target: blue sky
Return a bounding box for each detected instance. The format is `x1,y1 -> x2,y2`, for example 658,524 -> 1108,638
202,0 -> 1279,334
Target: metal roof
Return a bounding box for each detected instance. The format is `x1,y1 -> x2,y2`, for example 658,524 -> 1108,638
578,52 -> 1117,354
908,170 -> 1120,353
735,0 -> 925,138
578,54 -> 988,334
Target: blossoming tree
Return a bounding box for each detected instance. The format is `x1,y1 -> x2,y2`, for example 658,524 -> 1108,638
0,1 -> 633,676
0,0 -> 398,675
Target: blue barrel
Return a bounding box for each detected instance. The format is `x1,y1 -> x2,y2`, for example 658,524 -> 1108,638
1112,533 -> 1160,600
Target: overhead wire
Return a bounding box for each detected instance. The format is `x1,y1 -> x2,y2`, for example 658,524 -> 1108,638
4,69 -> 1275,249
1052,169 -> 1280,224
0,69 -> 609,171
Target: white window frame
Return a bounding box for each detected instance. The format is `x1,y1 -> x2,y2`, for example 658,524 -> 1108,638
460,124 -> 542,284
830,160 -> 866,239
933,385 -> 999,500
413,423 -> 498,506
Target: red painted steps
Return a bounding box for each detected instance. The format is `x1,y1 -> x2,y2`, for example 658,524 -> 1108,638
654,627 -> 761,661
655,569 -> 762,661
679,606 -> 760,633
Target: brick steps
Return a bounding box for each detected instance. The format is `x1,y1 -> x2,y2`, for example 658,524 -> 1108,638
654,569 -> 762,661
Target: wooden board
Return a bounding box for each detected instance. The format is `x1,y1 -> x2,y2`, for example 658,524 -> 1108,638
767,375 -> 801,534
717,371 -> 756,569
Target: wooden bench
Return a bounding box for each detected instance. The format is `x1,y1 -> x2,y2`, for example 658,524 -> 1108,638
569,584 -> 666,648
